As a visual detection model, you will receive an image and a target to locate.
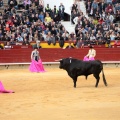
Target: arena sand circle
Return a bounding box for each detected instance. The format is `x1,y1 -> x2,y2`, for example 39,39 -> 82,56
0,65 -> 120,120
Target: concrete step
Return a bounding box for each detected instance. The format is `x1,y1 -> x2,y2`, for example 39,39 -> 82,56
77,1 -> 88,18
61,21 -> 75,34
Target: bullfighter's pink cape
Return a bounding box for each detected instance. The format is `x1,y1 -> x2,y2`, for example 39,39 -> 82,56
29,59 -> 46,72
0,81 -> 14,93
83,56 -> 95,61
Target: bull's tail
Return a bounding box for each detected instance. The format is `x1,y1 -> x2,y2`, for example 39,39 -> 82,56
102,69 -> 107,86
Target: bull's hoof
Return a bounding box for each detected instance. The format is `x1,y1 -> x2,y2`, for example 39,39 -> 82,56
105,83 -> 108,86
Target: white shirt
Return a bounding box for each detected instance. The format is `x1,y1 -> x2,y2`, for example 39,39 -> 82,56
73,16 -> 79,25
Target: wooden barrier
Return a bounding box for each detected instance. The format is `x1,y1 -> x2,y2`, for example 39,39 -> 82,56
0,48 -> 120,63
1,40 -> 120,49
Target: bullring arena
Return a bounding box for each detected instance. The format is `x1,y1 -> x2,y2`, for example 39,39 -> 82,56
0,47 -> 120,120
0,0 -> 120,119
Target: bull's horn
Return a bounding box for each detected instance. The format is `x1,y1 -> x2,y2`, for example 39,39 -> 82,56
55,59 -> 62,62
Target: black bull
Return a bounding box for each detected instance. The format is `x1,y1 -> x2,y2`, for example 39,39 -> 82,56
58,58 -> 107,88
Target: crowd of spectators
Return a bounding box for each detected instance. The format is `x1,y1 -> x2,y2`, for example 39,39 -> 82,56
71,0 -> 120,48
0,0 -> 120,49
0,0 -> 67,48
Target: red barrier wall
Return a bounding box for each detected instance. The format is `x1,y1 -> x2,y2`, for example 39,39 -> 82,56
0,48 -> 120,63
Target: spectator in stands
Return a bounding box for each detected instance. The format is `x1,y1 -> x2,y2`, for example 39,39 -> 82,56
10,24 -> 16,33
86,1 -> 92,16
8,0 -> 17,9
0,30 -> 3,40
45,4 -> 51,14
101,11 -> 107,20
108,13 -> 114,23
51,34 -> 56,45
98,17 -> 104,25
90,33 -> 96,41
5,31 -> 11,38
53,5 -> 59,17
1,35 -> 9,41
98,1 -> 106,15
55,32 -> 60,41
94,11 -> 100,20
59,3 -> 65,21
0,0 -> 3,8
75,21 -> 82,35
39,11 -> 44,22
5,24 -> 10,32
17,0 -> 24,9
73,15 -> 81,25
96,30 -> 103,38
71,9 -> 78,24
6,18 -> 14,27
79,33 -> 85,41
91,0 -> 98,16
34,0 -> 39,7
59,34 -> 65,48
114,10 -> 120,23
16,34 -> 23,42
34,33 -> 38,42
51,27 -> 57,36
106,3 -> 113,13
115,32 -> 120,42
103,24 -> 109,33
4,41 -> 12,49
28,32 -> 33,42
105,32 -> 111,47
37,2 -> 44,13
46,31 -> 56,46
84,32 -> 90,41
110,31 -> 116,41
36,40 -> 41,49
24,0 -> 31,10
39,0 -> 44,8
93,17 -> 98,25
22,38 -> 30,45
71,1 -> 78,14
76,39 -> 84,48
45,12 -> 52,24
106,0 -> 112,4
114,3 -> 120,13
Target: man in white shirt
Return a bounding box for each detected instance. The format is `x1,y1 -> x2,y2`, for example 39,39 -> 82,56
73,15 -> 81,25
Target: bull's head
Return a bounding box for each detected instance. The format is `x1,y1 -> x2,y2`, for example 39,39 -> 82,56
58,57 -> 72,70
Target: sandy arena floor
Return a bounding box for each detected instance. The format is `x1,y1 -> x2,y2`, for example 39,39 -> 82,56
0,65 -> 120,120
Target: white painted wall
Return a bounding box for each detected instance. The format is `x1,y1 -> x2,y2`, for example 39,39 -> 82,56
44,0 -> 74,15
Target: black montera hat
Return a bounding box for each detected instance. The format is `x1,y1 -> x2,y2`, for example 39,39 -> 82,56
34,47 -> 38,49
89,45 -> 93,48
